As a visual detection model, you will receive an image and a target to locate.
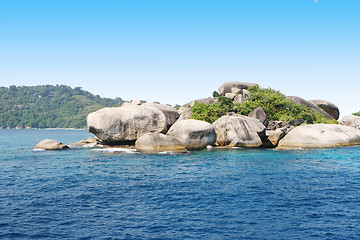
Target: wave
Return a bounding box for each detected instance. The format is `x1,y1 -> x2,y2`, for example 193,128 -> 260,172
91,147 -> 137,154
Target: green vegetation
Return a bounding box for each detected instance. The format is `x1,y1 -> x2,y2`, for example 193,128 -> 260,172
0,85 -> 124,129
191,86 -> 338,124
354,112 -> 360,117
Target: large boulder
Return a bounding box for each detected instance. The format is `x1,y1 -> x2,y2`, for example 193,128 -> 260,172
286,96 -> 332,119
34,139 -> 69,150
309,99 -> 340,120
339,115 -> 360,129
225,93 -> 236,100
167,119 -> 216,150
219,82 -> 258,96
277,124 -> 360,149
233,94 -> 245,104
142,103 -> 179,130
249,107 -> 268,127
135,133 -> 187,153
87,105 -> 167,144
212,113 -> 266,148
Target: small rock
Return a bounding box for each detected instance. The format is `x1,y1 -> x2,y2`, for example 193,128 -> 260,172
34,139 -> 69,150
135,133 -> 187,153
219,82 -> 258,96
339,115 -> 360,129
225,93 -> 236,100
233,94 -> 245,104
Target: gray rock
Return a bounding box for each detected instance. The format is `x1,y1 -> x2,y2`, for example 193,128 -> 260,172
264,127 -> 292,147
219,82 -> 258,96
167,119 -> 216,150
339,115 -> 360,129
286,96 -> 332,119
177,107 -> 193,120
72,137 -> 98,147
267,120 -> 287,130
231,87 -> 242,94
309,99 -> 340,120
277,124 -> 360,149
225,93 -> 236,100
142,103 -> 180,130
131,100 -> 142,105
135,133 -> 187,153
212,114 -> 266,148
34,139 -> 69,150
87,105 -> 167,144
242,89 -> 251,99
189,97 -> 219,108
233,94 -> 245,104
249,107 -> 268,127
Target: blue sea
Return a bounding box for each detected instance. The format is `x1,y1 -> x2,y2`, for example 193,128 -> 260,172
1,129 -> 360,239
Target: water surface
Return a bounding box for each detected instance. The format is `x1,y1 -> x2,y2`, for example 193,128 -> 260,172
1,129 -> 360,239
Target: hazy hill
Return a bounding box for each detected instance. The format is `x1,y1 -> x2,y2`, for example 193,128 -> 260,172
0,85 -> 124,129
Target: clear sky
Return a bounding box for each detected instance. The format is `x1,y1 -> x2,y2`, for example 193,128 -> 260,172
0,0 -> 359,118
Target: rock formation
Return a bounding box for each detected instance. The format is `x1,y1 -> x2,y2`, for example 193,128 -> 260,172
249,107 -> 268,127
339,115 -> 360,129
167,119 -> 216,150
277,124 -> 360,149
87,105 -> 167,145
219,82 -> 258,96
309,99 -> 340,120
142,102 -> 179,130
212,113 -> 266,148
34,139 -> 69,150
286,96 -> 332,119
135,133 -> 187,153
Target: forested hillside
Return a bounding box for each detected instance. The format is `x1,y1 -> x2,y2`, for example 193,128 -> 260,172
0,85 -> 124,129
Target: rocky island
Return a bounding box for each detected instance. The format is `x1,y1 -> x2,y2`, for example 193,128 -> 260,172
35,82 -> 360,152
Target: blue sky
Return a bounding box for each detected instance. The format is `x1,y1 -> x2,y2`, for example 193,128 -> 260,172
0,0 -> 359,117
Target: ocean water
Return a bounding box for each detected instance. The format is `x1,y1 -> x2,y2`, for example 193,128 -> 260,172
1,129 -> 360,239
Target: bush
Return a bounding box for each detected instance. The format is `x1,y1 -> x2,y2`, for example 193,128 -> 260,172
354,112 -> 360,117
191,86 -> 338,125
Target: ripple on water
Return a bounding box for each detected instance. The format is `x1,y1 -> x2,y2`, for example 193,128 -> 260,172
1,130 -> 360,239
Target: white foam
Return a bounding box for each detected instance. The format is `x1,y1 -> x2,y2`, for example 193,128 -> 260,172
82,143 -> 97,148
91,147 -> 137,154
157,150 -> 188,155
33,149 -> 45,151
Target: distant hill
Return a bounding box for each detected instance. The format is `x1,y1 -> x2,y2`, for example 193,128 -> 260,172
0,85 -> 124,129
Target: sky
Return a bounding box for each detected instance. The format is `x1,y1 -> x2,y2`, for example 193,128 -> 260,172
0,0 -> 359,118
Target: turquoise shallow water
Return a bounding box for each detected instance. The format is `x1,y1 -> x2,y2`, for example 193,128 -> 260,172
1,129 -> 360,239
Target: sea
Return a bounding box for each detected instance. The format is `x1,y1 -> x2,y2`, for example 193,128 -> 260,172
1,129 -> 360,239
